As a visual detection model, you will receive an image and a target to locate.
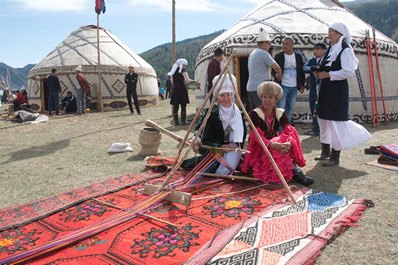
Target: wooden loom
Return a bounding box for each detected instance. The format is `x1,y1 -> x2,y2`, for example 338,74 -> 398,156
144,54 -> 297,206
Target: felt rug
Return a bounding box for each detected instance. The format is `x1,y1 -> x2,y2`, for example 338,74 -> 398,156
0,171 -> 296,264
365,160 -> 398,171
187,189 -> 372,265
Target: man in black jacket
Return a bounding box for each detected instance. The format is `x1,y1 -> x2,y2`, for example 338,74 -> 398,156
124,66 -> 141,115
47,68 -> 62,115
274,37 -> 305,122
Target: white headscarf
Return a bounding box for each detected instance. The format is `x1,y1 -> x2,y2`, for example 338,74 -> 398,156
327,22 -> 359,69
330,22 -> 352,47
168,58 -> 188,76
213,74 -> 244,143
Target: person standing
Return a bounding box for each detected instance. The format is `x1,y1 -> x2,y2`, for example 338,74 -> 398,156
274,36 -> 306,123
247,28 -> 282,112
74,65 -> 91,115
165,75 -> 172,99
168,58 -> 199,125
303,42 -> 327,136
124,65 -> 141,115
47,68 -> 61,115
315,22 -> 371,166
207,48 -> 224,102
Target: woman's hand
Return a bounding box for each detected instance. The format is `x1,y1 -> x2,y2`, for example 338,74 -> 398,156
189,136 -> 201,151
270,142 -> 291,153
316,71 -> 330,80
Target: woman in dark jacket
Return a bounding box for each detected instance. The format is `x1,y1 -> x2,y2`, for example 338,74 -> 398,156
168,58 -> 199,125
315,22 -> 371,166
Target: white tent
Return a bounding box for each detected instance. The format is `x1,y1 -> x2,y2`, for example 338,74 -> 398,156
28,25 -> 159,112
195,0 -> 398,123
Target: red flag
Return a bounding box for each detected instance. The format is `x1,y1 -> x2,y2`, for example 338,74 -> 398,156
95,0 -> 106,14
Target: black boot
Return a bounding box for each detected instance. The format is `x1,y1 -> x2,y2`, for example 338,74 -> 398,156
172,114 -> 179,126
292,167 -> 314,186
181,112 -> 187,125
322,149 -> 340,167
315,143 -> 330,161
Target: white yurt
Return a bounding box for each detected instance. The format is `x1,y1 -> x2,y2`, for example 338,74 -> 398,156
195,0 -> 398,123
28,25 -> 159,112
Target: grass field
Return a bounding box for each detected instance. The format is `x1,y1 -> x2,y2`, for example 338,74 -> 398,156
1,93 -> 397,264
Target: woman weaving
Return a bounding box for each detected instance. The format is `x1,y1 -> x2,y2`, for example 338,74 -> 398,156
182,74 -> 246,175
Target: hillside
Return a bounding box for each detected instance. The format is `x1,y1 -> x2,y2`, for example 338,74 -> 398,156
140,30 -> 224,84
0,63 -> 34,91
345,0 -> 398,42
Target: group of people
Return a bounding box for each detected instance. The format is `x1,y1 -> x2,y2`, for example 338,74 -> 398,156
180,21 -> 371,187
46,66 -> 91,115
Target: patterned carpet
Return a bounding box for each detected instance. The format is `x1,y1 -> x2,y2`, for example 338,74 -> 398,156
187,189 -> 373,265
0,171 -> 299,264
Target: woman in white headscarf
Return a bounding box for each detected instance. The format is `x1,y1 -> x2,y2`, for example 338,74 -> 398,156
168,58 -> 199,125
315,22 -> 371,166
182,74 -> 246,175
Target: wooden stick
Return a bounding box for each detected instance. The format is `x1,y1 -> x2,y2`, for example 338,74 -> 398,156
226,71 -> 297,205
200,144 -> 250,154
145,119 -> 186,143
192,183 -> 268,201
201,172 -> 262,182
372,28 -> 388,123
92,198 -> 177,227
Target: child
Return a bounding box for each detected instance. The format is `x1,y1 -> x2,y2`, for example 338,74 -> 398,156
159,86 -> 166,100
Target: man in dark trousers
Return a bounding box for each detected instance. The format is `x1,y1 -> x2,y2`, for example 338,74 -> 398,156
124,65 -> 141,115
303,42 -> 327,136
274,36 -> 305,123
206,48 -> 224,101
165,75 -> 172,99
47,68 -> 62,115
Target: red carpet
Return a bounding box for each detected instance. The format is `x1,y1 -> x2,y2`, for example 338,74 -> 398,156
0,171 -> 295,264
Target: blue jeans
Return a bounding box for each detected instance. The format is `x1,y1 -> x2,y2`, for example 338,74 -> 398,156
48,91 -> 60,115
76,89 -> 86,114
277,85 -> 297,122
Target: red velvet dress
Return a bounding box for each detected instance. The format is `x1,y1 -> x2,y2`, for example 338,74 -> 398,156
241,107 -> 306,183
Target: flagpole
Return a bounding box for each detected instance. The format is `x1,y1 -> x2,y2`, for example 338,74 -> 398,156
171,0 -> 176,64
96,13 -> 103,112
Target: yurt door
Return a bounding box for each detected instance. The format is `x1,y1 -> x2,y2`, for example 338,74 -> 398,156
235,56 -> 249,110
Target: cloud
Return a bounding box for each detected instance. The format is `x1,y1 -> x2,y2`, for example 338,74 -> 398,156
14,0 -> 88,12
127,0 -> 219,12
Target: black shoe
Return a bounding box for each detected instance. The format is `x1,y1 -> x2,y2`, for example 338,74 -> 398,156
130,111 -> 134,115
321,149 -> 340,167
292,167 -> 314,186
138,112 -> 142,115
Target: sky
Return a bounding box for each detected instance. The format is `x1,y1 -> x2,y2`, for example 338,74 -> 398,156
0,0 -> 354,68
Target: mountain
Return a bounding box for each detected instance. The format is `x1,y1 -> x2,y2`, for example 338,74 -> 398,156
140,30 -> 225,84
345,0 -> 398,42
0,63 -> 34,91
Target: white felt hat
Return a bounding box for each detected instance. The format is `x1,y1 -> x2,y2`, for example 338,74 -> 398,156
257,28 -> 272,42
